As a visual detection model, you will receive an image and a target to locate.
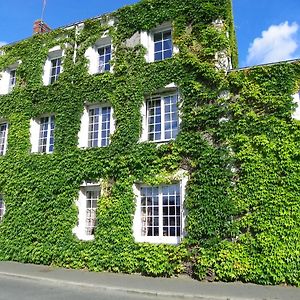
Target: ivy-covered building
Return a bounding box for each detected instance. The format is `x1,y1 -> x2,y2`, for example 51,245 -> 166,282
0,0 -> 300,286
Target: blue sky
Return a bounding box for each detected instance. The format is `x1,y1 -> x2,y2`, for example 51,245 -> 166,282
0,0 -> 300,68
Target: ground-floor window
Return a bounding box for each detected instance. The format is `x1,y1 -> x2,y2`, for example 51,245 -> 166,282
0,195 -> 5,222
73,182 -> 100,241
133,180 -> 187,244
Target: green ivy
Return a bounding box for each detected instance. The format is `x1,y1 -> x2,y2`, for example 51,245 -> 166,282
0,0 -> 299,286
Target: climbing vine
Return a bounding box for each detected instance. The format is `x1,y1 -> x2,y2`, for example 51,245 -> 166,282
0,0 -> 299,286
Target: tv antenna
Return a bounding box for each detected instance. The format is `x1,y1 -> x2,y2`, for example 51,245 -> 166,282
41,0 -> 47,21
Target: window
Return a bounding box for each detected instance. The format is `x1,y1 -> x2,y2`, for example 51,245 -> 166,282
292,91 -> 300,120
0,195 -> 5,222
43,46 -> 63,85
0,61 -> 20,95
153,30 -> 172,61
98,44 -> 112,72
73,182 -> 100,240
78,104 -> 114,148
142,91 -> 179,142
85,36 -> 113,75
8,69 -> 16,92
49,57 -> 62,84
30,115 -> 55,153
0,122 -> 8,155
141,22 -> 177,63
38,115 -> 55,153
133,181 -> 186,244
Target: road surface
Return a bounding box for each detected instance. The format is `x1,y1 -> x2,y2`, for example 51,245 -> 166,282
0,274 -> 182,300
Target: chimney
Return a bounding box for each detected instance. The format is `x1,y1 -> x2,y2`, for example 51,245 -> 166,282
33,19 -> 51,34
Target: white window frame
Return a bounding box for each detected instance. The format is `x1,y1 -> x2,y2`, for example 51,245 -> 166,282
141,22 -> 178,63
0,194 -> 5,222
141,83 -> 180,143
85,35 -> 113,75
78,103 -> 115,148
292,91 -> 300,120
73,181 -> 101,241
30,114 -> 55,154
42,46 -> 64,86
133,173 -> 188,244
0,61 -> 20,95
0,120 -> 8,156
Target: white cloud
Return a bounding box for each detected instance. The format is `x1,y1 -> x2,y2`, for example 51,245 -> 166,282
246,22 -> 299,66
0,41 -> 7,47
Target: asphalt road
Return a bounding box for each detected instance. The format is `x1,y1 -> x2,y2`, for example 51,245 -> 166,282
0,274 -> 180,300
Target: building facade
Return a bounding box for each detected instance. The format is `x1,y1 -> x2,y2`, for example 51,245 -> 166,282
0,0 -> 299,285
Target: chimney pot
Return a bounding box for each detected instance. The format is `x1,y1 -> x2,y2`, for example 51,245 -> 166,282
33,19 -> 51,34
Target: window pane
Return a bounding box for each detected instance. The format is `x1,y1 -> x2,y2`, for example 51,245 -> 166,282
88,106 -> 112,148
154,52 -> 162,61
50,58 -> 61,83
147,97 -> 161,141
98,45 -> 111,72
163,49 -> 172,59
0,195 -> 4,221
161,184 -> 181,237
38,116 -> 55,153
163,39 -> 172,50
140,186 -> 159,236
154,42 -> 162,52
154,32 -> 162,42
0,123 -> 7,155
139,183 -> 181,239
9,70 -> 16,91
85,187 -> 100,235
163,94 -> 178,140
154,30 -> 172,61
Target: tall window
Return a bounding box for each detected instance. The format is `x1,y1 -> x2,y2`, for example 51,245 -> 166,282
38,115 -> 55,153
85,187 -> 100,236
8,69 -> 16,91
73,182 -> 100,240
50,57 -> 61,84
0,122 -> 8,156
98,45 -> 111,72
88,106 -> 112,147
146,93 -> 179,142
134,183 -> 183,244
154,30 -> 172,61
0,195 -> 5,222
